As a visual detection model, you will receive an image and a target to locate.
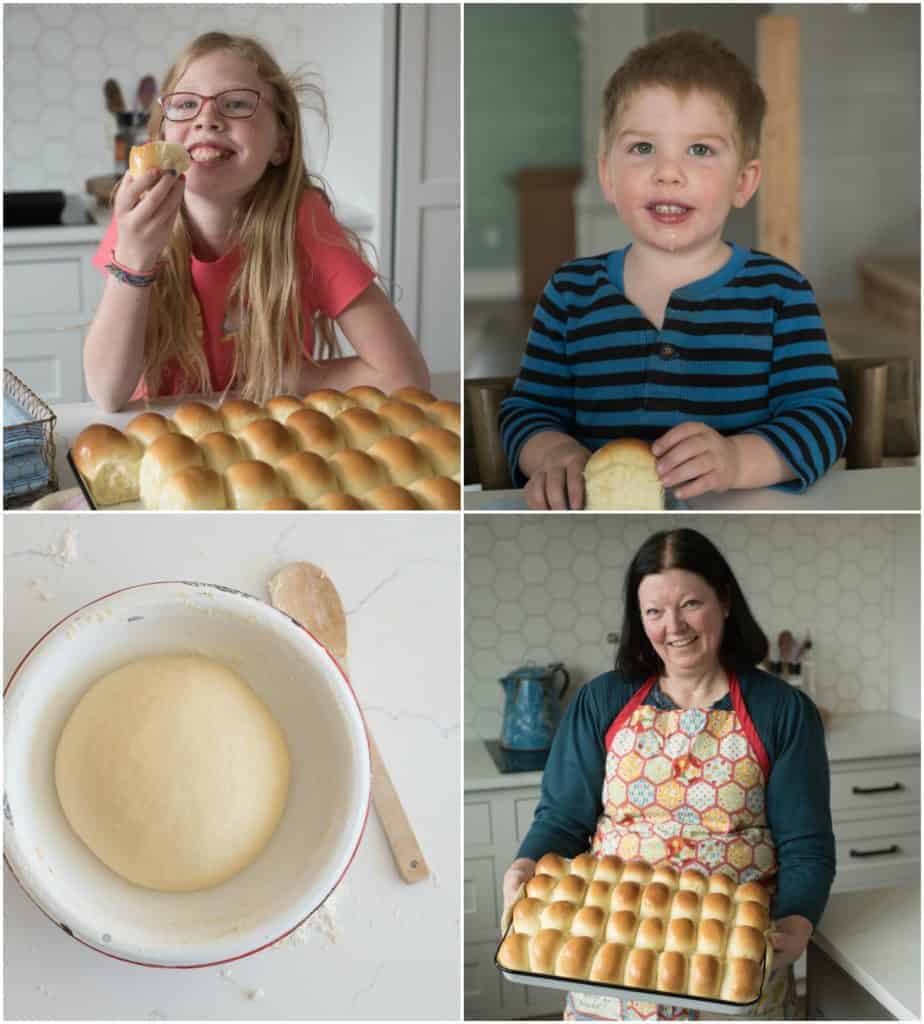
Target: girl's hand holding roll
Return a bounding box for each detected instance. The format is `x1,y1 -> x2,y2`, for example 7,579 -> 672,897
112,166 -> 187,273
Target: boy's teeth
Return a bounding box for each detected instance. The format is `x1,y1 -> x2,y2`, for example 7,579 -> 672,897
654,204 -> 687,214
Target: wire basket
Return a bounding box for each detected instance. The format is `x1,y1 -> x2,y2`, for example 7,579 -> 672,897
4,368 -> 58,507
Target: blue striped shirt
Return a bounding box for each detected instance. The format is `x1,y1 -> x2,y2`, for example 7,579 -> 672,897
499,243 -> 851,491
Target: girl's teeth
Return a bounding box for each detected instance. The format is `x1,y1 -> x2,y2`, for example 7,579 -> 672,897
191,148 -> 230,163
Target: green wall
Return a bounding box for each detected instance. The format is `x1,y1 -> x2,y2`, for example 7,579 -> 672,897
464,5 -> 582,271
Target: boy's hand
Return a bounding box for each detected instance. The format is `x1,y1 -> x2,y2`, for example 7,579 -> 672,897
652,422 -> 741,499
524,438 -> 591,510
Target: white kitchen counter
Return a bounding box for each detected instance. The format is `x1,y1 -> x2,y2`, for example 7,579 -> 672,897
4,515 -> 460,1020
465,465 -> 920,512
813,882 -> 921,1019
36,372 -> 460,504
465,711 -> 921,792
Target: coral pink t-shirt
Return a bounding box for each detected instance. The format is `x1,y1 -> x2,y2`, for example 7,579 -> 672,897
92,189 -> 376,398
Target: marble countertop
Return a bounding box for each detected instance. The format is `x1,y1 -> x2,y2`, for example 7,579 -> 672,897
465,711 -> 921,792
38,372 -> 460,502
4,514 -> 460,1020
465,465 -> 921,512
813,882 -> 921,1019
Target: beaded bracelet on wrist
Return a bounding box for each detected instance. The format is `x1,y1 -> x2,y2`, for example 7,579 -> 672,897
104,263 -> 158,287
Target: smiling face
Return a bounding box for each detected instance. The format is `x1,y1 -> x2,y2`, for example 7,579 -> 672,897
598,85 -> 760,258
162,50 -> 289,204
637,568 -> 729,679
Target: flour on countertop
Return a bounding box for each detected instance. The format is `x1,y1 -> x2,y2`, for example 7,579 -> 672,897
271,890 -> 340,949
29,577 -> 55,601
246,988 -> 265,1001
35,528 -> 79,566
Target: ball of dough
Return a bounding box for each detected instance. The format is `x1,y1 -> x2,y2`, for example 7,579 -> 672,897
55,655 -> 290,892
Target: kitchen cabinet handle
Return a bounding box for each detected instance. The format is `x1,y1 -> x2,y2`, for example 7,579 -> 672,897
850,782 -> 903,795
848,844 -> 900,858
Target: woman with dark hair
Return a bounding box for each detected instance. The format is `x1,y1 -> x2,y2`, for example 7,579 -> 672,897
502,528 -> 834,1021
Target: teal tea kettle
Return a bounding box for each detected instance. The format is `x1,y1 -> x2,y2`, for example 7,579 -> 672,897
499,662 -> 570,751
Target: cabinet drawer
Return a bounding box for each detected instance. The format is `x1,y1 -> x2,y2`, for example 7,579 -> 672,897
6,256 -> 84,317
832,822 -> 920,893
465,800 -> 493,847
464,940 -> 503,1020
830,762 -> 919,813
515,797 -> 539,842
5,328 -> 86,403
464,856 -> 498,940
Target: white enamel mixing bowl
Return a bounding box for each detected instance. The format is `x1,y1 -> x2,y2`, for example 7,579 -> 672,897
4,580 -> 371,967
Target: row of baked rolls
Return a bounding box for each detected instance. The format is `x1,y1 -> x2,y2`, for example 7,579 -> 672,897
497,930 -> 763,1002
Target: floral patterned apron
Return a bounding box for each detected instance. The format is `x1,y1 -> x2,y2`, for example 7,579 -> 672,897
565,675 -> 796,1021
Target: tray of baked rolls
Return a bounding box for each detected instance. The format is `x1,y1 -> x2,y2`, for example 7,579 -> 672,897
496,852 -> 774,1014
68,386 -> 461,511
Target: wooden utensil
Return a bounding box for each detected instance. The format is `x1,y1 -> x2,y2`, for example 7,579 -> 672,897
268,562 -> 429,884
104,78 -> 125,115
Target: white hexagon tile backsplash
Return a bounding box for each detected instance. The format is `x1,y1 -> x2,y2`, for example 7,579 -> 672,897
4,5 -> 307,191
465,515 -> 918,741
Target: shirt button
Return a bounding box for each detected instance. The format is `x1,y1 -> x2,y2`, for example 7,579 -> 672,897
660,344 -> 676,359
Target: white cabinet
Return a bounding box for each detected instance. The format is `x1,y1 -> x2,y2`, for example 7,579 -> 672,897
4,238 -> 104,403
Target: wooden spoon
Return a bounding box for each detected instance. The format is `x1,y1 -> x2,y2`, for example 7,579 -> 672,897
268,562 -> 429,884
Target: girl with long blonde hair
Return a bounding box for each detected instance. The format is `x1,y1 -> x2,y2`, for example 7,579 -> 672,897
85,31 -> 429,411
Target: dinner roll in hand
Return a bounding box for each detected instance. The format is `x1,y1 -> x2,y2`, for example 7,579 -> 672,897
583,438 -> 664,510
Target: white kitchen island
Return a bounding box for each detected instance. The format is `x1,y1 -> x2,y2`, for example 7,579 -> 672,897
4,514 -> 461,1020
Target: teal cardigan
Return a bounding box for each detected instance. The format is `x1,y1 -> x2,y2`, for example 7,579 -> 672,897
517,667 -> 835,927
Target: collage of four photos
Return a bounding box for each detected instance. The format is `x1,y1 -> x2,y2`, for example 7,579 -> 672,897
2,2 -> 922,1022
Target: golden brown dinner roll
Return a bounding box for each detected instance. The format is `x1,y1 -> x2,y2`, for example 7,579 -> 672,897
345,385 -> 388,410
335,407 -> 391,450
173,401 -> 224,439
680,869 -> 709,897
641,882 -> 671,921
652,864 -> 680,890
727,925 -> 766,962
735,881 -> 771,909
139,433 -> 203,508
411,425 -> 460,478
735,900 -> 771,932
128,140 -> 190,176
670,889 -> 701,921
551,875 -> 586,905
513,898 -> 545,936
708,873 -> 738,900
158,466 -> 227,510
223,460 -> 286,510
304,388 -> 358,418
657,950 -> 688,993
585,881 -> 613,910
525,874 -> 557,901
263,497 -> 307,510
665,917 -> 696,955
697,918 -> 727,957
238,418 -> 298,465
624,947 -> 657,989
497,931 -> 530,971
702,892 -> 732,923
570,853 -> 598,881
584,438 -> 664,511
611,881 -> 642,915
285,408 -> 344,457
328,450 -> 387,496
594,855 -> 625,885
425,399 -> 461,433
535,853 -> 569,879
541,900 -> 578,932
606,910 -> 638,946
376,399 -> 430,436
220,398 -> 268,434
589,942 -> 627,985
391,386 -> 437,408
265,395 -> 305,423
719,957 -> 762,1003
530,929 -> 566,976
571,905 -> 606,941
198,431 -> 245,474
635,916 -> 665,951
72,424 -> 143,506
407,476 -> 461,510
689,953 -> 721,998
364,485 -> 421,510
124,411 -> 175,448
556,936 -> 596,980
276,451 -> 339,506
312,492 -> 364,510
622,861 -> 653,886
